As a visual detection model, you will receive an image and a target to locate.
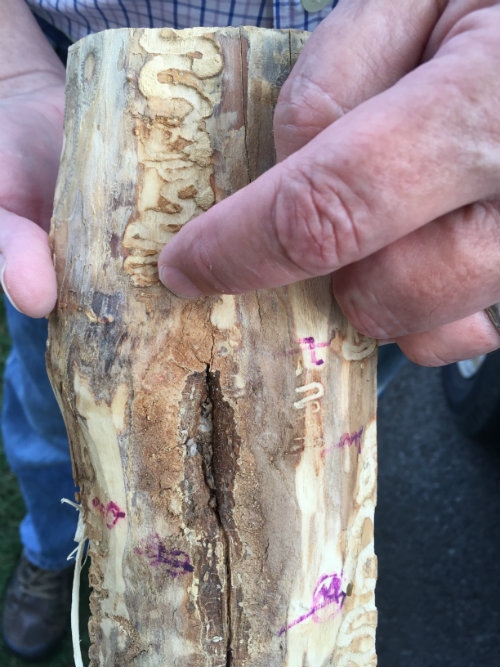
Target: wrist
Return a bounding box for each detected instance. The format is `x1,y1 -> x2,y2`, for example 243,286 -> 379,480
0,0 -> 65,99
0,69 -> 65,99
0,69 -> 65,100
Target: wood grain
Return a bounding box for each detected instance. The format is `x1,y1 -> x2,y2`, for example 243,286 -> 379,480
47,26 -> 378,667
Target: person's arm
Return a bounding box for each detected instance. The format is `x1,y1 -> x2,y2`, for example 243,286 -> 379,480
0,0 -> 65,316
158,0 -> 500,366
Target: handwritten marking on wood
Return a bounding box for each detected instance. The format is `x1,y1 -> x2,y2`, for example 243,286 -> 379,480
91,496 -> 126,529
135,533 -> 194,576
278,573 -> 346,636
297,336 -> 332,366
320,427 -> 365,458
286,335 -> 334,367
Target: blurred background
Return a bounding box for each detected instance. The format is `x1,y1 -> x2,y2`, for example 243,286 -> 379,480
376,350 -> 499,667
0,297 -> 498,666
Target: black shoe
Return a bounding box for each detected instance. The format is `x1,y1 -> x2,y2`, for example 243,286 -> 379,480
2,552 -> 73,660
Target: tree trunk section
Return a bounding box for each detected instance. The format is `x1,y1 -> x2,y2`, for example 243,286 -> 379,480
47,27 -> 377,667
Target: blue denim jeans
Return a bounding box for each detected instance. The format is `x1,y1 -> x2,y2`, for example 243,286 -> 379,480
1,300 -> 77,571
1,297 -> 406,571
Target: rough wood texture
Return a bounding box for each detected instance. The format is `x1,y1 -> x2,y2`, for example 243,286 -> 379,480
47,27 -> 378,667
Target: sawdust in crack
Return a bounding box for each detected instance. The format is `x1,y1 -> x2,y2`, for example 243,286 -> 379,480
202,365 -> 248,665
178,370 -> 227,662
204,365 -> 232,665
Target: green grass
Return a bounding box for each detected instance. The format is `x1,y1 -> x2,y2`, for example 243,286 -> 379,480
0,299 -> 90,667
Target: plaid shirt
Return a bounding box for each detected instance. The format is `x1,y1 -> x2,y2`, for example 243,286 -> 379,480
28,0 -> 339,42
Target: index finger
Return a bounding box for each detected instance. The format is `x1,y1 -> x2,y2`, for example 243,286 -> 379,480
159,16 -> 499,296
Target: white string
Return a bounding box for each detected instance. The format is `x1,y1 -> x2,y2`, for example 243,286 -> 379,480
61,498 -> 88,667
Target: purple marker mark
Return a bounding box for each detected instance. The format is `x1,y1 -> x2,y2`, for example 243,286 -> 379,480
92,496 -> 126,529
279,572 -> 346,636
283,335 -> 334,364
320,426 -> 364,458
297,337 -> 332,366
135,534 -> 194,577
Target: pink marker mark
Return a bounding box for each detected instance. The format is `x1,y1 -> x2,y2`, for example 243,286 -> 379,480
320,426 -> 364,458
92,496 -> 126,529
278,573 -> 346,636
135,533 -> 194,577
297,337 -> 332,366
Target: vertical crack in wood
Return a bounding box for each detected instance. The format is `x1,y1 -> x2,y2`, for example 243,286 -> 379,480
199,364 -> 233,666
239,29 -> 250,185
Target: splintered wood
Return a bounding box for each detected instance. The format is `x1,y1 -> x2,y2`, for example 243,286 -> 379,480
47,27 -> 378,667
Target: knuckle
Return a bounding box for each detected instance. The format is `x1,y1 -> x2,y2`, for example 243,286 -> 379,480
340,299 -> 397,341
272,164 -> 363,276
333,272 -> 407,340
274,74 -> 346,148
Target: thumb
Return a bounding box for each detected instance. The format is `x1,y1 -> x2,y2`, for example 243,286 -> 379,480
0,209 -> 57,317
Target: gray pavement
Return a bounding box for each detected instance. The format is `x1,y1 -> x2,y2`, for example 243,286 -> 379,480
376,361 -> 500,667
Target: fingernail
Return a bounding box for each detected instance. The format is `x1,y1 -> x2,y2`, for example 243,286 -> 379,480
159,265 -> 203,299
0,258 -> 22,313
377,339 -> 396,346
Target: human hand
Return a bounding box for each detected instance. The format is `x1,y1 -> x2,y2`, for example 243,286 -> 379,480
158,0 -> 500,366
0,0 -> 66,318
0,81 -> 64,317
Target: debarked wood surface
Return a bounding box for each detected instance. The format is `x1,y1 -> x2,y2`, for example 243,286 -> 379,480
47,26 -> 378,667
